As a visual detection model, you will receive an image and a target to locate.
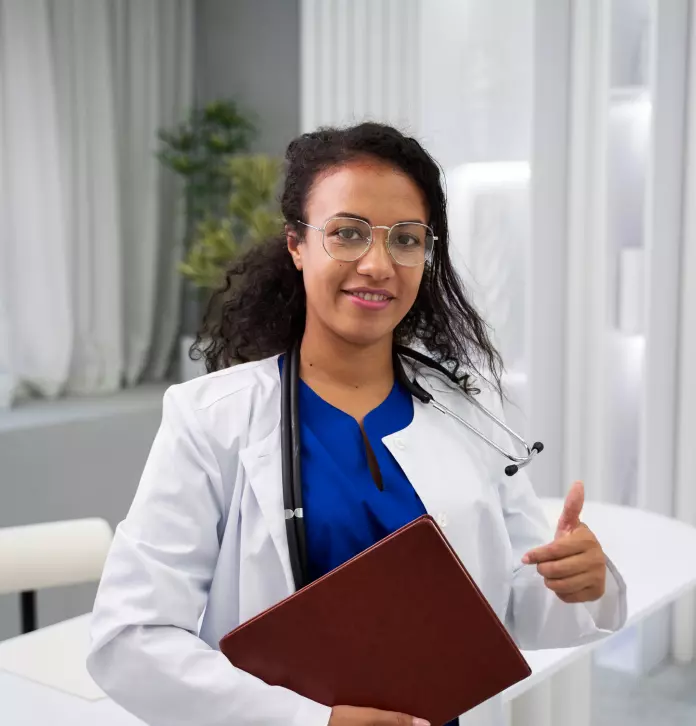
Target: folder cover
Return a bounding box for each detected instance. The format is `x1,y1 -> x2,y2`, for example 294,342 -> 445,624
220,515 -> 530,725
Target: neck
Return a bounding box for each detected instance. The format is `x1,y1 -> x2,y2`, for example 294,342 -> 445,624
299,324 -> 394,391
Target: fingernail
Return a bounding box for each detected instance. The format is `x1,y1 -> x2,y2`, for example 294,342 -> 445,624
521,554 -> 531,565
412,719 -> 431,726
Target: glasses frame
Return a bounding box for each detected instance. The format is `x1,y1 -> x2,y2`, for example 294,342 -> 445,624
295,216 -> 437,267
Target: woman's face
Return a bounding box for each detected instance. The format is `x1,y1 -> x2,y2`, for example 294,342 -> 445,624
288,158 -> 428,348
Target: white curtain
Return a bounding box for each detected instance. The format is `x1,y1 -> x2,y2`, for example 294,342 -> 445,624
0,0 -> 72,406
300,0 -> 421,133
0,0 -> 193,407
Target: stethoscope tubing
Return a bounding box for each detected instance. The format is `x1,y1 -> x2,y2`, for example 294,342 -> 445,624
281,344 -> 543,590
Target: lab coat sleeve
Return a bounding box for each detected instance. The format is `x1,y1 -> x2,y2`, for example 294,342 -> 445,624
87,386 -> 332,726
498,466 -> 627,650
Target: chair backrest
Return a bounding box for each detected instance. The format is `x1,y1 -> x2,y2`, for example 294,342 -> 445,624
0,518 -> 113,595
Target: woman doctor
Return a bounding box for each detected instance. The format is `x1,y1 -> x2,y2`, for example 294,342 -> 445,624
88,123 -> 626,726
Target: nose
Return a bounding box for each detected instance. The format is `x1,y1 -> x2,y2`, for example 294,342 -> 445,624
355,229 -> 395,279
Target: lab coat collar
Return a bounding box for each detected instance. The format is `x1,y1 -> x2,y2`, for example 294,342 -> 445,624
238,355 -> 455,595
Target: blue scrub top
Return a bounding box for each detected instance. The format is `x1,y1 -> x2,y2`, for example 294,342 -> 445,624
278,357 -> 459,726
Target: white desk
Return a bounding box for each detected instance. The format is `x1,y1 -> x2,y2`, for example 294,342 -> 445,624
504,500 -> 696,726
2,500 -> 696,726
507,499 -> 696,701
0,667 -> 145,726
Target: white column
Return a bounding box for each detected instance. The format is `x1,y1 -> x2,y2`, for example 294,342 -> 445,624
673,593 -> 696,663
300,0 -> 420,132
526,4 -> 609,722
672,0 -> 696,665
528,0 -> 573,497
636,0 -> 691,672
638,1 -> 689,514
550,655 -> 593,726
563,0 -> 612,500
510,681 -> 552,726
509,654 -> 593,726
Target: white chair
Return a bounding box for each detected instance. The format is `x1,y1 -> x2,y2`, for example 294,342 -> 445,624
0,519 -> 113,633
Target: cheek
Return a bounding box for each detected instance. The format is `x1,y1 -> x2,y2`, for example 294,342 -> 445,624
302,257 -> 347,303
399,270 -> 424,307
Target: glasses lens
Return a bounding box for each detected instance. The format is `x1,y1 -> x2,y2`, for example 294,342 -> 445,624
388,223 -> 434,266
323,217 -> 371,261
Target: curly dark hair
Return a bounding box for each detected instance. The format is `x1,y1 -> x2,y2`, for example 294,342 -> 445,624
192,122 -> 504,395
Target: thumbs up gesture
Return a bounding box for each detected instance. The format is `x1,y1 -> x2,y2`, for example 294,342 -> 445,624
521,482 -> 607,603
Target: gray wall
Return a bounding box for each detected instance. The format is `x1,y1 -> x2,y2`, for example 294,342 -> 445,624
0,388 -> 164,641
195,0 -> 301,155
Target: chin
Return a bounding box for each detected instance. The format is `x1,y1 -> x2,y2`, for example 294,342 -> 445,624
333,322 -> 395,348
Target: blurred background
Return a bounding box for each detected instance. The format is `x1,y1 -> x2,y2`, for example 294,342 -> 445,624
0,1 -> 695,724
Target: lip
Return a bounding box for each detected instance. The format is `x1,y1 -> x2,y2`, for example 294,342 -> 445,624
342,288 -> 395,311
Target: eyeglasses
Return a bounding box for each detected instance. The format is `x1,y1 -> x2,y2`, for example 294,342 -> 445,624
295,216 -> 437,267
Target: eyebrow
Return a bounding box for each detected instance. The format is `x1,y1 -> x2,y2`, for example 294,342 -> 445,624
333,211 -> 428,226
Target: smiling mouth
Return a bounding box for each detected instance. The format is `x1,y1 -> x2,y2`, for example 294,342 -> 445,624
345,291 -> 393,302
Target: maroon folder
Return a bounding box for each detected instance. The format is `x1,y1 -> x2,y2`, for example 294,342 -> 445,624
220,515 -> 530,726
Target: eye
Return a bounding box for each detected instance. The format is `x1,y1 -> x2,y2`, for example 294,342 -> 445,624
393,233 -> 421,247
335,226 -> 368,242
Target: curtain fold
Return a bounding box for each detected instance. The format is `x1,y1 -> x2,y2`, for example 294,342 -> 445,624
113,0 -> 159,387
143,0 -> 193,382
0,0 -> 73,404
51,0 -> 124,395
0,0 -> 193,408
300,0 -> 421,133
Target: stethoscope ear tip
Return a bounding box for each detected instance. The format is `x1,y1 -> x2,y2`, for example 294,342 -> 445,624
505,464 -> 519,477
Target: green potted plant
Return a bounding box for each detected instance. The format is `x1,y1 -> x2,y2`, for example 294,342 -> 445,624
157,101 -> 283,379
158,99 -> 256,224
179,154 -> 284,289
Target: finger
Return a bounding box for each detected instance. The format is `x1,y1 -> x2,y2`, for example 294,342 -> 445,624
556,481 -> 585,538
543,572 -> 596,596
392,714 -> 430,726
369,710 -> 430,726
537,550 -> 606,580
522,531 -> 591,564
556,586 -> 602,604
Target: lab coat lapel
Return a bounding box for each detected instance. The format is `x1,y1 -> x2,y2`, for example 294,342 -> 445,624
383,397 -> 454,518
383,384 -> 490,556
239,427 -> 295,596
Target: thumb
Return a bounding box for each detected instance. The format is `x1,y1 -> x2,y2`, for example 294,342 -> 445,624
555,480 -> 584,538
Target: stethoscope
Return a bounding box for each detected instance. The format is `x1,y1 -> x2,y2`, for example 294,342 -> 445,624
281,343 -> 544,590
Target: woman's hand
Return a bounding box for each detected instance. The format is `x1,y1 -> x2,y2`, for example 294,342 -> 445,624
329,705 -> 430,725
522,481 -> 607,603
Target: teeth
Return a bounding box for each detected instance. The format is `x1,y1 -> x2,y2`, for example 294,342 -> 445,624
351,292 -> 389,302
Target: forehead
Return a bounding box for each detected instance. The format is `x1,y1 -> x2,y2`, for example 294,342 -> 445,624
305,159 -> 428,225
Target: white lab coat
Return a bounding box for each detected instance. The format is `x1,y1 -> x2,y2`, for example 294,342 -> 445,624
88,355 -> 627,726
